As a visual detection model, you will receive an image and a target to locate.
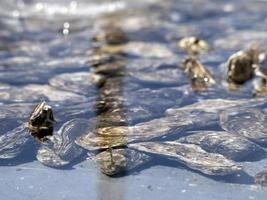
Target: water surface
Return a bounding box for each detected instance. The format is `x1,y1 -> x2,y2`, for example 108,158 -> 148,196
1,0 -> 267,199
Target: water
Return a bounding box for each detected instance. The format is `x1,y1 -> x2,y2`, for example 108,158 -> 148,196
1,0 -> 267,199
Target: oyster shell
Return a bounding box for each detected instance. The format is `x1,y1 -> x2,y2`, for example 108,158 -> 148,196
0,125 -> 30,159
178,37 -> 210,55
178,131 -> 266,161
220,108 -> 267,146
129,141 -> 242,176
37,118 -> 91,167
95,148 -> 151,176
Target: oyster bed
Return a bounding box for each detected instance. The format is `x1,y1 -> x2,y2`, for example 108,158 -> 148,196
1,0 -> 267,199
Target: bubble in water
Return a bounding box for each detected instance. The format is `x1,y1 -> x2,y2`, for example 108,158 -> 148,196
63,29 -> 69,35
35,2 -> 44,11
63,22 -> 70,29
63,22 -> 70,35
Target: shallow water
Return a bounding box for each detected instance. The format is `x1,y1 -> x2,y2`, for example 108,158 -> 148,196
1,0 -> 267,199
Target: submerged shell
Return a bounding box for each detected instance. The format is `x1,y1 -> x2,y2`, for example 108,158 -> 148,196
75,116 -> 196,151
226,50 -> 254,84
37,119 -> 91,167
23,84 -> 87,103
253,77 -> 267,95
86,48 -> 123,67
76,107 -> 220,151
178,37 -> 210,55
166,98 -> 264,114
92,60 -> 127,75
56,101 -> 96,120
96,105 -> 154,127
49,72 -> 100,96
95,148 -> 151,176
93,77 -> 155,125
129,141 -> 242,176
0,103 -> 36,132
220,108 -> 267,146
0,103 -> 37,119
92,28 -> 128,45
0,84 -> 85,103
129,68 -> 187,87
124,87 -> 183,115
181,58 -> 215,91
76,117 -> 175,151
127,58 -> 187,87
98,87 -> 183,121
0,84 -> 87,103
100,42 -> 175,58
165,109 -> 219,127
0,85 -> 45,103
178,131 -> 266,161
0,125 -> 30,159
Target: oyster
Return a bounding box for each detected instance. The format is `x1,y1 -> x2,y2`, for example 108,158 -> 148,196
95,148 -> 151,176
226,45 -> 264,85
75,117 -> 181,151
75,110 -> 231,176
0,84 -> 86,103
99,41 -> 175,58
75,104 -> 222,150
87,48 -> 123,67
91,59 -> 127,75
220,108 -> 267,146
49,72 -> 101,96
178,37 -> 210,55
181,58 -> 215,91
27,101 -> 55,136
129,141 -> 241,176
96,105 -> 154,126
0,101 -> 56,160
0,125 -> 31,159
37,119 -> 91,168
166,98 -> 264,114
227,50 -> 254,85
0,102 -> 86,168
92,28 -> 128,45
73,97 -> 267,176
2,98 -> 267,179
97,86 -> 184,124
178,131 -> 266,161
3,0 -> 267,190
130,68 -> 187,87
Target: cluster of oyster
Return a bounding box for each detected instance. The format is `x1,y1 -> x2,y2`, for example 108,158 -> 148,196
178,37 -> 267,94
1,27 -> 267,188
19,98 -> 267,187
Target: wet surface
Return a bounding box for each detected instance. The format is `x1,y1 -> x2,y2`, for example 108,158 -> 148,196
1,0 -> 267,199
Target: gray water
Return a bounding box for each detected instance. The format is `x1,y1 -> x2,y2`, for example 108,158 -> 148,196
1,0 -> 267,199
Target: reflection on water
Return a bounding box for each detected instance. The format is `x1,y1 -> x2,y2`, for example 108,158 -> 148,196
93,22 -> 129,176
92,21 -> 129,200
